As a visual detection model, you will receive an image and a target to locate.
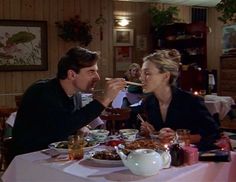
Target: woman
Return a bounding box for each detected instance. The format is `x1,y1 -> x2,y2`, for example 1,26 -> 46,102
122,63 -> 143,108
135,49 -> 220,151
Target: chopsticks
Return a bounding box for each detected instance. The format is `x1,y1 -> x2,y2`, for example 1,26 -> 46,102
105,77 -> 143,86
137,114 -> 145,123
137,114 -> 154,133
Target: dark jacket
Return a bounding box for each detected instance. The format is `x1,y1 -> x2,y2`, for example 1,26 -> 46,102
131,87 -> 220,150
12,78 -> 105,156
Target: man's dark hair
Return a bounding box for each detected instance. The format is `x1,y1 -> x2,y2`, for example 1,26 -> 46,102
57,47 -> 99,79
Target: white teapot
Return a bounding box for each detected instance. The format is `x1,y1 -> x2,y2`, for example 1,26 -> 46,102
115,146 -> 171,176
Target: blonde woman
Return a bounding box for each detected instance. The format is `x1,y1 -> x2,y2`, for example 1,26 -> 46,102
124,63 -> 141,82
122,63 -> 143,108
135,49 -> 220,150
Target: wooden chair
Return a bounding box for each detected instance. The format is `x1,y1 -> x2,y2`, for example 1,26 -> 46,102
0,107 -> 17,171
100,107 -> 131,135
15,95 -> 22,108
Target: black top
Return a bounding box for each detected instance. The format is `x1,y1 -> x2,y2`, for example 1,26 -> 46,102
12,78 -> 105,155
131,87 -> 221,150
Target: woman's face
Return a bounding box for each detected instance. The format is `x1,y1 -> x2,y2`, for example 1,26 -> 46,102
130,67 -> 140,78
140,61 -> 169,93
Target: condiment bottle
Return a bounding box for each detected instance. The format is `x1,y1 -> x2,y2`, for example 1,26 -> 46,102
169,134 -> 184,166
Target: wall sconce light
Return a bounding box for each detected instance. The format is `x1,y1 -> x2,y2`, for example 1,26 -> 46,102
115,17 -> 131,27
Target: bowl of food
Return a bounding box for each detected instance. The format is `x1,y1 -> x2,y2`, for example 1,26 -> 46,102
90,129 -> 109,142
119,129 -> 139,142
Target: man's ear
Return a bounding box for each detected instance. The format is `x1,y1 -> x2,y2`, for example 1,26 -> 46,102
67,70 -> 77,80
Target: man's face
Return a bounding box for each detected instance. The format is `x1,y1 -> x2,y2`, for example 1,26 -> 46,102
72,63 -> 100,93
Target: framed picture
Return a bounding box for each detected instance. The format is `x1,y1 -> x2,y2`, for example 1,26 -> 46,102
0,20 -> 48,71
113,29 -> 133,46
115,46 -> 132,71
222,24 -> 236,54
136,35 -> 147,51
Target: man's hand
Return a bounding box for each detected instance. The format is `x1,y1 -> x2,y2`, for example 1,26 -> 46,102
98,78 -> 126,107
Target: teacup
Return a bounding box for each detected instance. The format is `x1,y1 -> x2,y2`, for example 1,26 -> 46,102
90,129 -> 109,142
119,129 -> 138,142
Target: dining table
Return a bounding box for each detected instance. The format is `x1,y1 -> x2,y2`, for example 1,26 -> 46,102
2,146 -> 236,182
204,95 -> 235,120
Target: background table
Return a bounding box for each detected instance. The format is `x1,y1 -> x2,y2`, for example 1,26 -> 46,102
2,151 -> 236,182
204,95 -> 235,120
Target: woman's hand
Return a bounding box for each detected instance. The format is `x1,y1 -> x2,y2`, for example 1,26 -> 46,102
140,121 -> 155,137
158,128 -> 175,144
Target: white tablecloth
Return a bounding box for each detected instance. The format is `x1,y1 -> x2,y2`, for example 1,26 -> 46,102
204,95 -> 235,120
2,151 -> 236,182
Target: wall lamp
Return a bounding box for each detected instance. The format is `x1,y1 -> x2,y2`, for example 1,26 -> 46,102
115,17 -> 131,27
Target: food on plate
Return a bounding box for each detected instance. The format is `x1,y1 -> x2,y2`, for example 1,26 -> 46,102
56,141 -> 68,149
92,150 -> 121,160
124,139 -> 165,151
55,139 -> 97,149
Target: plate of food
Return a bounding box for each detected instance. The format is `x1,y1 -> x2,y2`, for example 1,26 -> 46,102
90,150 -> 123,166
49,139 -> 99,153
121,139 -> 166,152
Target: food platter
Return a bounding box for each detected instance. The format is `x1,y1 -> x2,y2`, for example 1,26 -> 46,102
90,157 -> 123,166
90,150 -> 123,166
48,140 -> 99,153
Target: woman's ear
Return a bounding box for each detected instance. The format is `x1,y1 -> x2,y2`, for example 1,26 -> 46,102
163,72 -> 171,82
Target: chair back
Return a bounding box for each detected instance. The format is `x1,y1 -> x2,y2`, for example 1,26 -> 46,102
100,107 -> 131,134
0,107 -> 17,131
0,107 -> 17,171
15,95 -> 22,108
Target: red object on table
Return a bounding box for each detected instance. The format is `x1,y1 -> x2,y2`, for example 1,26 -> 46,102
106,140 -> 123,147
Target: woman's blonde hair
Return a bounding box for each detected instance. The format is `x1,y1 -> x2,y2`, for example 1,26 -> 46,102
143,49 -> 181,86
124,63 -> 141,81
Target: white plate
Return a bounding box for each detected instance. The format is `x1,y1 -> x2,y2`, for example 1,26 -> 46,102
48,141 -> 99,153
91,157 -> 123,166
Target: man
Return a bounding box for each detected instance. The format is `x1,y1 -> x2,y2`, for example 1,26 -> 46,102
11,47 -> 126,157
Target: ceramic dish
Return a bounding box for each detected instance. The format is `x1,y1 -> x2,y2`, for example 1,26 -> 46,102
90,149 -> 123,166
48,140 -> 99,153
90,157 -> 123,166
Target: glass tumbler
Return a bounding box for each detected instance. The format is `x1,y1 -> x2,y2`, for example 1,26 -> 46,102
68,135 -> 84,160
176,129 -> 190,146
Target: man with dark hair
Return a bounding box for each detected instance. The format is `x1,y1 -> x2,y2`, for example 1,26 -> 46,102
11,47 -> 126,157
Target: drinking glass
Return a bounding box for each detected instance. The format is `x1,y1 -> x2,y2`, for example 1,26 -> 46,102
176,129 -> 190,146
68,135 -> 84,160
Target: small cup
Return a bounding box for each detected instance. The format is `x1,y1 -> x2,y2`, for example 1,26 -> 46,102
68,135 -> 84,160
176,129 -> 190,146
119,129 -> 138,142
90,129 -> 109,142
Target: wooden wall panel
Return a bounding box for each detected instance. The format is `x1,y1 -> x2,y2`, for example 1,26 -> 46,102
0,0 -> 222,107
207,8 -> 224,91
0,0 -> 113,107
113,2 -> 191,77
